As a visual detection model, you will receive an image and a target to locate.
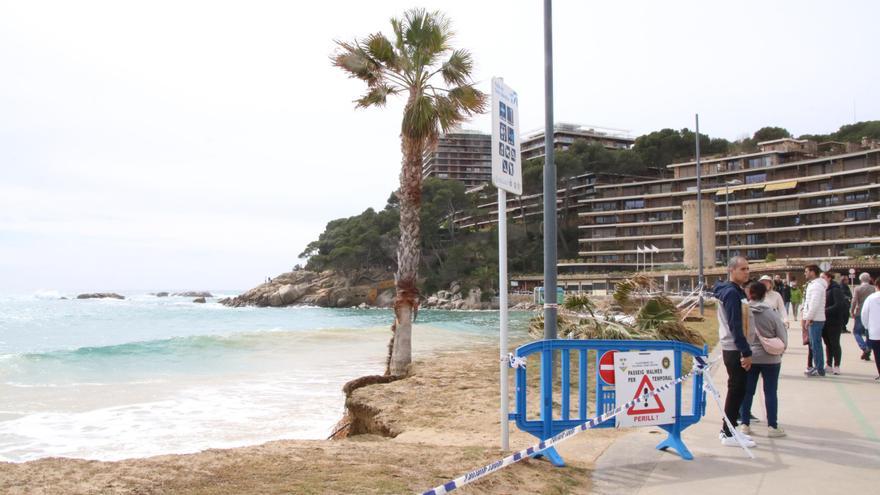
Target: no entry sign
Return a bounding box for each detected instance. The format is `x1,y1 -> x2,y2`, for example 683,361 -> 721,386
599,351 -> 616,384
613,350 -> 676,427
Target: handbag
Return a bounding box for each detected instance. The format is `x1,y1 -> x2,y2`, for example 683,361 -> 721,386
759,333 -> 786,355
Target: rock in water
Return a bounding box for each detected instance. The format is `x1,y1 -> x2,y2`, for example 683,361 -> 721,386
193,297 -> 206,303
173,291 -> 213,298
155,292 -> 169,297
76,293 -> 125,300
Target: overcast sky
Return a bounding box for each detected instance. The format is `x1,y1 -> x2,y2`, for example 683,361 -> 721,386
2,0 -> 878,292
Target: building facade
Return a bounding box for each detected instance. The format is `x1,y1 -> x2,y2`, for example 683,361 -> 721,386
567,139 -> 880,274
520,123 -> 635,162
421,129 -> 492,188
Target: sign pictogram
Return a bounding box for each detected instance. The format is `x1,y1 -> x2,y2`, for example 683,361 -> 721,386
627,374 -> 666,415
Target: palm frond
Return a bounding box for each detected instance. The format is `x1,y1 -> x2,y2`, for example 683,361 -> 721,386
355,84 -> 399,108
441,49 -> 473,86
364,33 -> 399,72
402,93 -> 438,140
448,84 -> 487,115
332,40 -> 383,87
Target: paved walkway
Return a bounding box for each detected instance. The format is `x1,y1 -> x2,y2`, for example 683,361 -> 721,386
592,321 -> 880,494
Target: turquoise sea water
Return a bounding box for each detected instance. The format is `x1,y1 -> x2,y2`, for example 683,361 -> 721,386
0,291 -> 530,462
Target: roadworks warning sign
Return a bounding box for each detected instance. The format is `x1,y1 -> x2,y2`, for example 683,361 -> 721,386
614,350 -> 676,427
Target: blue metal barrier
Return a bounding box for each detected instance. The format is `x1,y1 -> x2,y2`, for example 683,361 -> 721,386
511,339 -> 709,465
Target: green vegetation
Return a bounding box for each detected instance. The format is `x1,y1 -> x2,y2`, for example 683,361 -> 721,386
301,120 -> 880,297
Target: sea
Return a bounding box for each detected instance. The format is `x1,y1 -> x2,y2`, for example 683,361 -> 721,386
0,291 -> 531,463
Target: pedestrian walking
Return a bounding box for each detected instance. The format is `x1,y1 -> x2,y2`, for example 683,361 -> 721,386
740,281 -> 788,438
790,282 -> 803,321
821,271 -> 848,375
713,256 -> 757,447
859,277 -> 880,380
852,272 -> 876,360
840,276 -> 853,333
802,265 -> 827,377
778,277 -> 792,321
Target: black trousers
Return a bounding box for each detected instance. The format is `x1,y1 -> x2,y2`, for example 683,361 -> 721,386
824,322 -> 843,367
722,350 -> 748,436
869,339 -> 880,377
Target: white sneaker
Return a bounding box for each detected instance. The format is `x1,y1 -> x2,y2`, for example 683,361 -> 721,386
739,424 -> 752,436
832,366 -> 840,375
768,426 -> 787,438
721,434 -> 756,448
804,367 -> 815,376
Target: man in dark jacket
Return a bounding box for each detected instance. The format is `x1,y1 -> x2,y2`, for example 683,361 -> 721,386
821,271 -> 849,374
713,256 -> 756,447
777,276 -> 792,320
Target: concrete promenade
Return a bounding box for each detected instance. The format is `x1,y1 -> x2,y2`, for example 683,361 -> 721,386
591,321 -> 880,494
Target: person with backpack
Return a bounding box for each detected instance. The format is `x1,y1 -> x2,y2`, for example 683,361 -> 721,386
821,271 -> 849,375
739,280 -> 788,438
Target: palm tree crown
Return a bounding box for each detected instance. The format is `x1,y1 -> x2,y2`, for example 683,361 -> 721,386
333,8 -> 486,143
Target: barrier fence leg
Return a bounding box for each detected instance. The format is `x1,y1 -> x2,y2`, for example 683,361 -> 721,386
656,423 -> 694,460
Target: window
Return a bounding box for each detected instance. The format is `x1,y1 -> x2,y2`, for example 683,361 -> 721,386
595,201 -> 617,212
846,209 -> 869,221
596,215 -> 618,224
624,199 -> 645,210
845,191 -> 870,203
745,173 -> 767,184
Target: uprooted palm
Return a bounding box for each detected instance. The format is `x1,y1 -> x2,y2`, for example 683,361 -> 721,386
333,9 -> 486,376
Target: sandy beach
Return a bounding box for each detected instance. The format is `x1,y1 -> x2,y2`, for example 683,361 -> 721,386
0,342 -> 616,494
0,310 -> 715,494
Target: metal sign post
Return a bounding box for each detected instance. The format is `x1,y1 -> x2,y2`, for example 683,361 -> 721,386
491,77 -> 522,451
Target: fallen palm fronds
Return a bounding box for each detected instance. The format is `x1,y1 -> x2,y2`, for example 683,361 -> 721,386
529,275 -> 706,346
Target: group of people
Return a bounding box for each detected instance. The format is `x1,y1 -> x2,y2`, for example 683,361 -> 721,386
713,256 -> 880,448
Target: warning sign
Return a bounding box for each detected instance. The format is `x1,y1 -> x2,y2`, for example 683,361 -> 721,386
614,350 -> 676,427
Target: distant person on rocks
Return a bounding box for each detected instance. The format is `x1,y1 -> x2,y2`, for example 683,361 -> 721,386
713,256 -> 756,447
852,273 -> 876,361
820,271 -> 848,375
802,265 -> 827,377
790,282 -> 803,321
740,280 -> 788,438
759,275 -> 788,328
859,277 -> 880,380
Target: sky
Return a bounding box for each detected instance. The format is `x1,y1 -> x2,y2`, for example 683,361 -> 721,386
1,0 -> 878,292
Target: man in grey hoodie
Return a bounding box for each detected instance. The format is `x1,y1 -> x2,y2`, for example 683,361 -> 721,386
712,256 -> 756,447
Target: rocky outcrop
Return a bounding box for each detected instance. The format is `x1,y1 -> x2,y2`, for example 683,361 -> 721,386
421,282 -> 492,310
220,269 -> 395,309
154,292 -> 169,297
193,297 -> 206,303
76,293 -> 125,300
173,291 -> 213,298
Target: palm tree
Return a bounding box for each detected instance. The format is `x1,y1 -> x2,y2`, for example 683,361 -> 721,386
333,9 -> 486,376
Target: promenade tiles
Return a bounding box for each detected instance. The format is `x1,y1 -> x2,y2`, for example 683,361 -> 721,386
591,320 -> 880,494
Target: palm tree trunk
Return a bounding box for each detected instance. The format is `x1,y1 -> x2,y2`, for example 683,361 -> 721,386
388,135 -> 424,376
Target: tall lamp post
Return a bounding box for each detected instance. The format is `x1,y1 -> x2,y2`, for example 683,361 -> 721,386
725,179 -> 742,264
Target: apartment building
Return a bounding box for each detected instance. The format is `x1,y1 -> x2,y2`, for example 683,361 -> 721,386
569,139 -> 880,274
421,129 -> 492,188
520,123 -> 635,161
